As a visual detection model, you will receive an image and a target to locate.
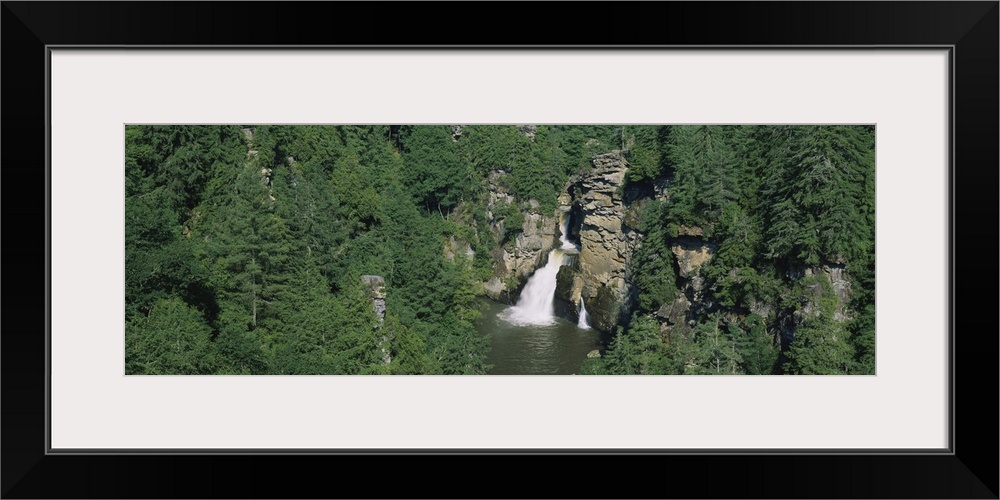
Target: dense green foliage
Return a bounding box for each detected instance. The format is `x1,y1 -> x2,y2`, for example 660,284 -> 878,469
588,125 -> 875,375
127,125 -> 491,374
125,125 -> 874,375
125,125 -> 616,374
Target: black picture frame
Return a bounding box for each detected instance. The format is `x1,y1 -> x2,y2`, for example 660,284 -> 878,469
3,2 -> 996,498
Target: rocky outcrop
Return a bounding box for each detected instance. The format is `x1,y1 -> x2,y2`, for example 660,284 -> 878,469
656,295 -> 693,338
814,264 -> 851,321
772,262 -> 854,348
239,127 -> 273,201
482,170 -> 558,301
643,226 -> 716,339
672,238 -> 713,279
569,152 -> 641,333
444,235 -> 474,263
554,257 -> 585,321
361,275 -> 389,364
556,265 -> 584,306
483,277 -> 506,301
360,275 -> 386,325
799,264 -> 852,321
504,211 -> 558,278
486,170 -> 515,218
670,234 -> 716,304
516,125 -> 538,142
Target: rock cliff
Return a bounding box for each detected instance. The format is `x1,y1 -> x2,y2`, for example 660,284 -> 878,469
482,170 -> 558,301
555,152 -> 641,332
360,275 -> 390,364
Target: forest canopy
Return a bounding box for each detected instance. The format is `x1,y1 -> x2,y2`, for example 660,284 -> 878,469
125,125 -> 875,375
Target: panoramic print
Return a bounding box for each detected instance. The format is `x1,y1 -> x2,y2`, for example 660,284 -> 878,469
125,125 -> 875,375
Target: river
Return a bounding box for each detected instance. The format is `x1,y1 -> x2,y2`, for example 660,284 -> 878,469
477,299 -> 609,375
475,212 -> 609,374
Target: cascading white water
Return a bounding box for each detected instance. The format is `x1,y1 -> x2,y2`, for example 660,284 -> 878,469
499,212 -> 582,327
499,249 -> 566,326
577,298 -> 591,329
558,212 -> 577,250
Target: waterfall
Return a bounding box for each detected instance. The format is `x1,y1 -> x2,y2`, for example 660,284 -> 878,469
577,299 -> 591,329
558,212 -> 577,250
499,249 -> 567,326
499,211 -> 584,328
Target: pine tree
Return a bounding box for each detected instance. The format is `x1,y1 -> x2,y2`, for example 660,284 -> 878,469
782,276 -> 855,374
400,125 -> 468,213
325,279 -> 382,374
125,298 -> 216,374
763,126 -> 875,267
266,256 -> 340,374
630,201 -> 678,313
733,314 -> 778,375
689,314 -> 742,375
593,316 -> 677,375
666,125 -> 740,226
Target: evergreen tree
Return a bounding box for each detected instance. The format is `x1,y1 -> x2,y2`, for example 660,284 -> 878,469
123,124 -> 875,376
400,125 -> 468,213
763,126 -> 875,267
325,280 -> 382,374
666,125 -> 741,227
266,257 -> 340,374
125,188 -> 212,320
783,276 -> 855,375
622,125 -> 667,183
689,314 -> 742,375
590,316 -> 678,375
630,201 -> 678,314
733,314 -> 779,375
125,298 -> 215,375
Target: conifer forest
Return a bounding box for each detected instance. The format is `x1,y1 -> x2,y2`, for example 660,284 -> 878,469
125,125 -> 875,375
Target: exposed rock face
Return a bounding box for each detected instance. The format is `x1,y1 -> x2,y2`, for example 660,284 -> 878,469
444,235 -> 474,263
554,258 -> 585,321
360,275 -> 386,325
571,152 -> 641,333
670,235 -> 715,311
671,236 -> 714,279
516,125 -> 538,142
656,295 -> 692,338
646,228 -> 715,338
483,170 -> 558,301
775,263 -> 853,348
242,128 -> 259,158
817,264 -> 851,321
802,264 -> 851,321
239,127 -> 273,200
505,211 -> 558,278
451,125 -> 465,141
485,170 -> 514,219
360,275 -> 389,364
484,277 -> 506,301
556,265 -> 584,305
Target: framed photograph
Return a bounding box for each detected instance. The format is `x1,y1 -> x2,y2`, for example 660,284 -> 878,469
3,2 -> 996,498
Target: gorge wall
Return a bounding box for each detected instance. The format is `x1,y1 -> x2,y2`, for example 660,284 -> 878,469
478,152 -> 638,330
482,170 -> 559,302
484,149 -> 852,346
556,152 -> 640,332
